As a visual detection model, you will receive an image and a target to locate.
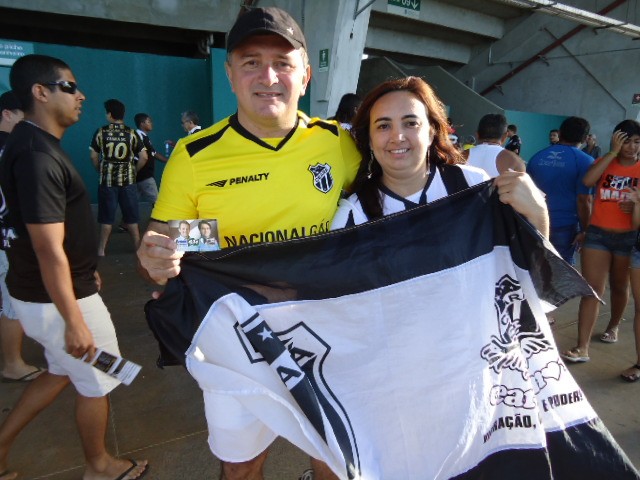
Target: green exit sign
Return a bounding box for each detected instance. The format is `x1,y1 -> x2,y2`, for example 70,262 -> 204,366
387,0 -> 421,18
318,48 -> 329,73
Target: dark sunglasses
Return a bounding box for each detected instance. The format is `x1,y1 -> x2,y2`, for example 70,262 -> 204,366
44,80 -> 79,94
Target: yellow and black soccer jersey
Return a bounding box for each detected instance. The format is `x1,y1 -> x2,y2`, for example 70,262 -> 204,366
90,123 -> 142,187
152,113 -> 360,248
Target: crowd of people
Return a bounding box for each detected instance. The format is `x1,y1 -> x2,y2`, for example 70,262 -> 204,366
0,5 -> 639,480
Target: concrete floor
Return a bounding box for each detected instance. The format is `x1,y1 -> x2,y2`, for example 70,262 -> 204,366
1,221 -> 639,479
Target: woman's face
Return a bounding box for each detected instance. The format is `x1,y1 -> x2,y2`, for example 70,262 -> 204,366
200,223 -> 212,238
619,133 -> 640,161
369,90 -> 432,183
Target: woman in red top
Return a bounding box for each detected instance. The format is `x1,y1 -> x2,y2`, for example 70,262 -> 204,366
562,120 -> 640,363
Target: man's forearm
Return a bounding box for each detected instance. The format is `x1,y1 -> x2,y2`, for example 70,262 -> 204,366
577,195 -> 592,231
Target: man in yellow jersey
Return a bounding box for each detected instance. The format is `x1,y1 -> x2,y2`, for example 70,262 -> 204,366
137,7 -> 359,480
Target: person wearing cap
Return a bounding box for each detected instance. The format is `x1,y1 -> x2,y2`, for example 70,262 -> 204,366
0,91 -> 46,385
137,6 -> 359,479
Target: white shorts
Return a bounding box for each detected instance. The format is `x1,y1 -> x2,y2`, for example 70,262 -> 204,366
10,293 -> 121,397
0,250 -> 16,320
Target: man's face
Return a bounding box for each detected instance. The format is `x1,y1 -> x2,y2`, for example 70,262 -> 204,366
225,34 -> 310,135
47,68 -> 85,128
181,116 -> 192,133
550,131 -> 559,144
143,117 -> 153,132
200,223 -> 211,237
179,223 -> 189,237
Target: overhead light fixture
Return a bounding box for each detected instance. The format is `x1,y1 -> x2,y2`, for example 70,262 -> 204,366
493,0 -> 640,39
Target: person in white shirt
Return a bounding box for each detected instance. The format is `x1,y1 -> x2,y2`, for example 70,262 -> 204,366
465,113 -> 525,178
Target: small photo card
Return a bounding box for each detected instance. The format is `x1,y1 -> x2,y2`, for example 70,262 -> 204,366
168,219 -> 221,252
81,349 -> 142,386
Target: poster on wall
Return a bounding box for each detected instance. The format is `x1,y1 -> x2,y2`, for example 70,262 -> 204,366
0,39 -> 33,67
0,39 -> 33,92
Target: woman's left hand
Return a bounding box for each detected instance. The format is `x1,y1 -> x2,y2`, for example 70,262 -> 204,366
494,170 -> 549,237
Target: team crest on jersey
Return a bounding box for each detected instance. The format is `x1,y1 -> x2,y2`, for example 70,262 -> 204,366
308,163 -> 334,193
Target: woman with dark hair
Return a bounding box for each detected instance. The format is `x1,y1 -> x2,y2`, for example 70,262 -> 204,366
330,93 -> 361,131
563,120 -> 640,363
331,76 -> 548,231
198,220 -> 220,251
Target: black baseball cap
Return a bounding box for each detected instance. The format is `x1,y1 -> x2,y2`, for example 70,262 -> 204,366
226,7 -> 307,53
0,91 -> 22,112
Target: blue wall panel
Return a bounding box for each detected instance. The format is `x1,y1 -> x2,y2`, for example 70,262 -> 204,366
504,109 -> 568,161
1,42 -> 214,202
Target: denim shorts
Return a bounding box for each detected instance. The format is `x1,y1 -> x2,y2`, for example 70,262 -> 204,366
631,247 -> 640,269
583,225 -> 636,257
549,224 -> 579,265
97,183 -> 139,225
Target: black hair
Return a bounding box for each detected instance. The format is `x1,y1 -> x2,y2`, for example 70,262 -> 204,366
134,113 -> 150,128
507,124 -> 517,133
477,113 -> 507,141
614,119 -> 640,138
559,117 -> 589,144
104,99 -> 125,120
9,54 -> 71,113
333,93 -> 362,124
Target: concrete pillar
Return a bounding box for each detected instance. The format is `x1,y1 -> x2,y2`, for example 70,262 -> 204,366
302,0 -> 372,119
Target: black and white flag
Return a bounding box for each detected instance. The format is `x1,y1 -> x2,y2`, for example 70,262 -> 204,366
147,181 -> 639,479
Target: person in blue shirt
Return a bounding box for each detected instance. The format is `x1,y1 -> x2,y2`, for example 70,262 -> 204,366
527,117 -> 593,266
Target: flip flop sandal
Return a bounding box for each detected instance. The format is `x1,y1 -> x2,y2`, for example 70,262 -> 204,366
600,328 -> 618,343
620,364 -> 640,383
561,347 -> 590,363
113,459 -> 148,480
1,367 -> 45,383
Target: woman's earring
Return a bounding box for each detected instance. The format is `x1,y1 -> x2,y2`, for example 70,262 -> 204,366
367,151 -> 375,179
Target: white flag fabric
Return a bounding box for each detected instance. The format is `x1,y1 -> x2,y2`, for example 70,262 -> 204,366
147,181 -> 639,479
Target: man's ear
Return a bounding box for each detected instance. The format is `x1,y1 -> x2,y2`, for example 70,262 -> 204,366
31,83 -> 49,104
300,65 -> 311,97
224,62 -> 235,93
